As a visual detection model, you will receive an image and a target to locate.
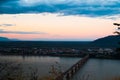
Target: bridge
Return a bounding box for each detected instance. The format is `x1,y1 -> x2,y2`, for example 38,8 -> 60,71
55,54 -> 89,80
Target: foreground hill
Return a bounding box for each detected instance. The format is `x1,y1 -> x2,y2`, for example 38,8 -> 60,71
91,35 -> 120,48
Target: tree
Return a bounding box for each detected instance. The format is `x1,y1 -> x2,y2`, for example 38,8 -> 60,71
113,23 -> 120,35
113,23 -> 120,59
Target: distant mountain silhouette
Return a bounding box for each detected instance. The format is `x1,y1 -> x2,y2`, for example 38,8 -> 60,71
0,37 -> 10,41
0,35 -> 120,48
91,35 -> 120,48
10,39 -> 20,41
0,37 -> 20,41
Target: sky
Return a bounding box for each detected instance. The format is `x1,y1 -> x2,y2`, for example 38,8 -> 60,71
0,0 -> 120,41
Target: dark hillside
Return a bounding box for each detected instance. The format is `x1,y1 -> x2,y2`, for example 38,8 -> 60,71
91,35 -> 120,48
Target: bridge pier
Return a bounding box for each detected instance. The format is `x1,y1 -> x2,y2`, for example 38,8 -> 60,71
65,71 -> 72,80
66,73 -> 70,80
72,67 -> 75,74
75,65 -> 77,72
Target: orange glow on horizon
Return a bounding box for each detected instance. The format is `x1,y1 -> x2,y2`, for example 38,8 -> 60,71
0,13 -> 118,41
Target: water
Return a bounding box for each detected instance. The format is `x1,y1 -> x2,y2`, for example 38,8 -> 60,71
72,59 -> 120,80
0,55 -> 80,78
0,56 -> 120,80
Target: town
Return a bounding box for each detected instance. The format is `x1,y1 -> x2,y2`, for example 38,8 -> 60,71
0,47 -> 118,59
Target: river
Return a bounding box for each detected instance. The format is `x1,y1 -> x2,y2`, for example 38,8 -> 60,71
72,58 -> 120,80
0,55 -> 80,78
0,55 -> 120,80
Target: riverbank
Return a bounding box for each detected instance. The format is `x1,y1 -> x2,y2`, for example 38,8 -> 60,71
0,53 -> 120,60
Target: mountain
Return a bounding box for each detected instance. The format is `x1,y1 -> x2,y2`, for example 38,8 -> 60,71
10,39 -> 20,41
0,37 -> 20,41
91,35 -> 120,48
0,37 -> 10,41
1,35 -> 120,48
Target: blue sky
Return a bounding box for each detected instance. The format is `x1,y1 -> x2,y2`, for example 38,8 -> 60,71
0,0 -> 120,17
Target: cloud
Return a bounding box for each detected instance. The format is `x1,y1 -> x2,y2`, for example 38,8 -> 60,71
99,14 -> 120,20
0,24 -> 16,27
0,29 -> 47,34
0,0 -> 120,17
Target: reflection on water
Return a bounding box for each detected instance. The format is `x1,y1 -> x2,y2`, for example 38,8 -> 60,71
72,59 -> 120,80
0,55 -> 80,77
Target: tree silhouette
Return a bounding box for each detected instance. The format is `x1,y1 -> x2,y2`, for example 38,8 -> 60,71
113,23 -> 120,35
113,23 -> 120,26
113,23 -> 120,59
114,31 -> 120,35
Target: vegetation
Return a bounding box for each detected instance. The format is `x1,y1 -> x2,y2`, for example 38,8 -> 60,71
0,61 -> 63,80
0,61 -> 40,80
113,23 -> 120,59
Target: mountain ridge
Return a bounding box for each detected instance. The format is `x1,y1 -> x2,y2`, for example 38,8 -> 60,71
0,35 -> 120,48
91,35 -> 120,47
0,37 -> 20,41
0,37 -> 10,41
